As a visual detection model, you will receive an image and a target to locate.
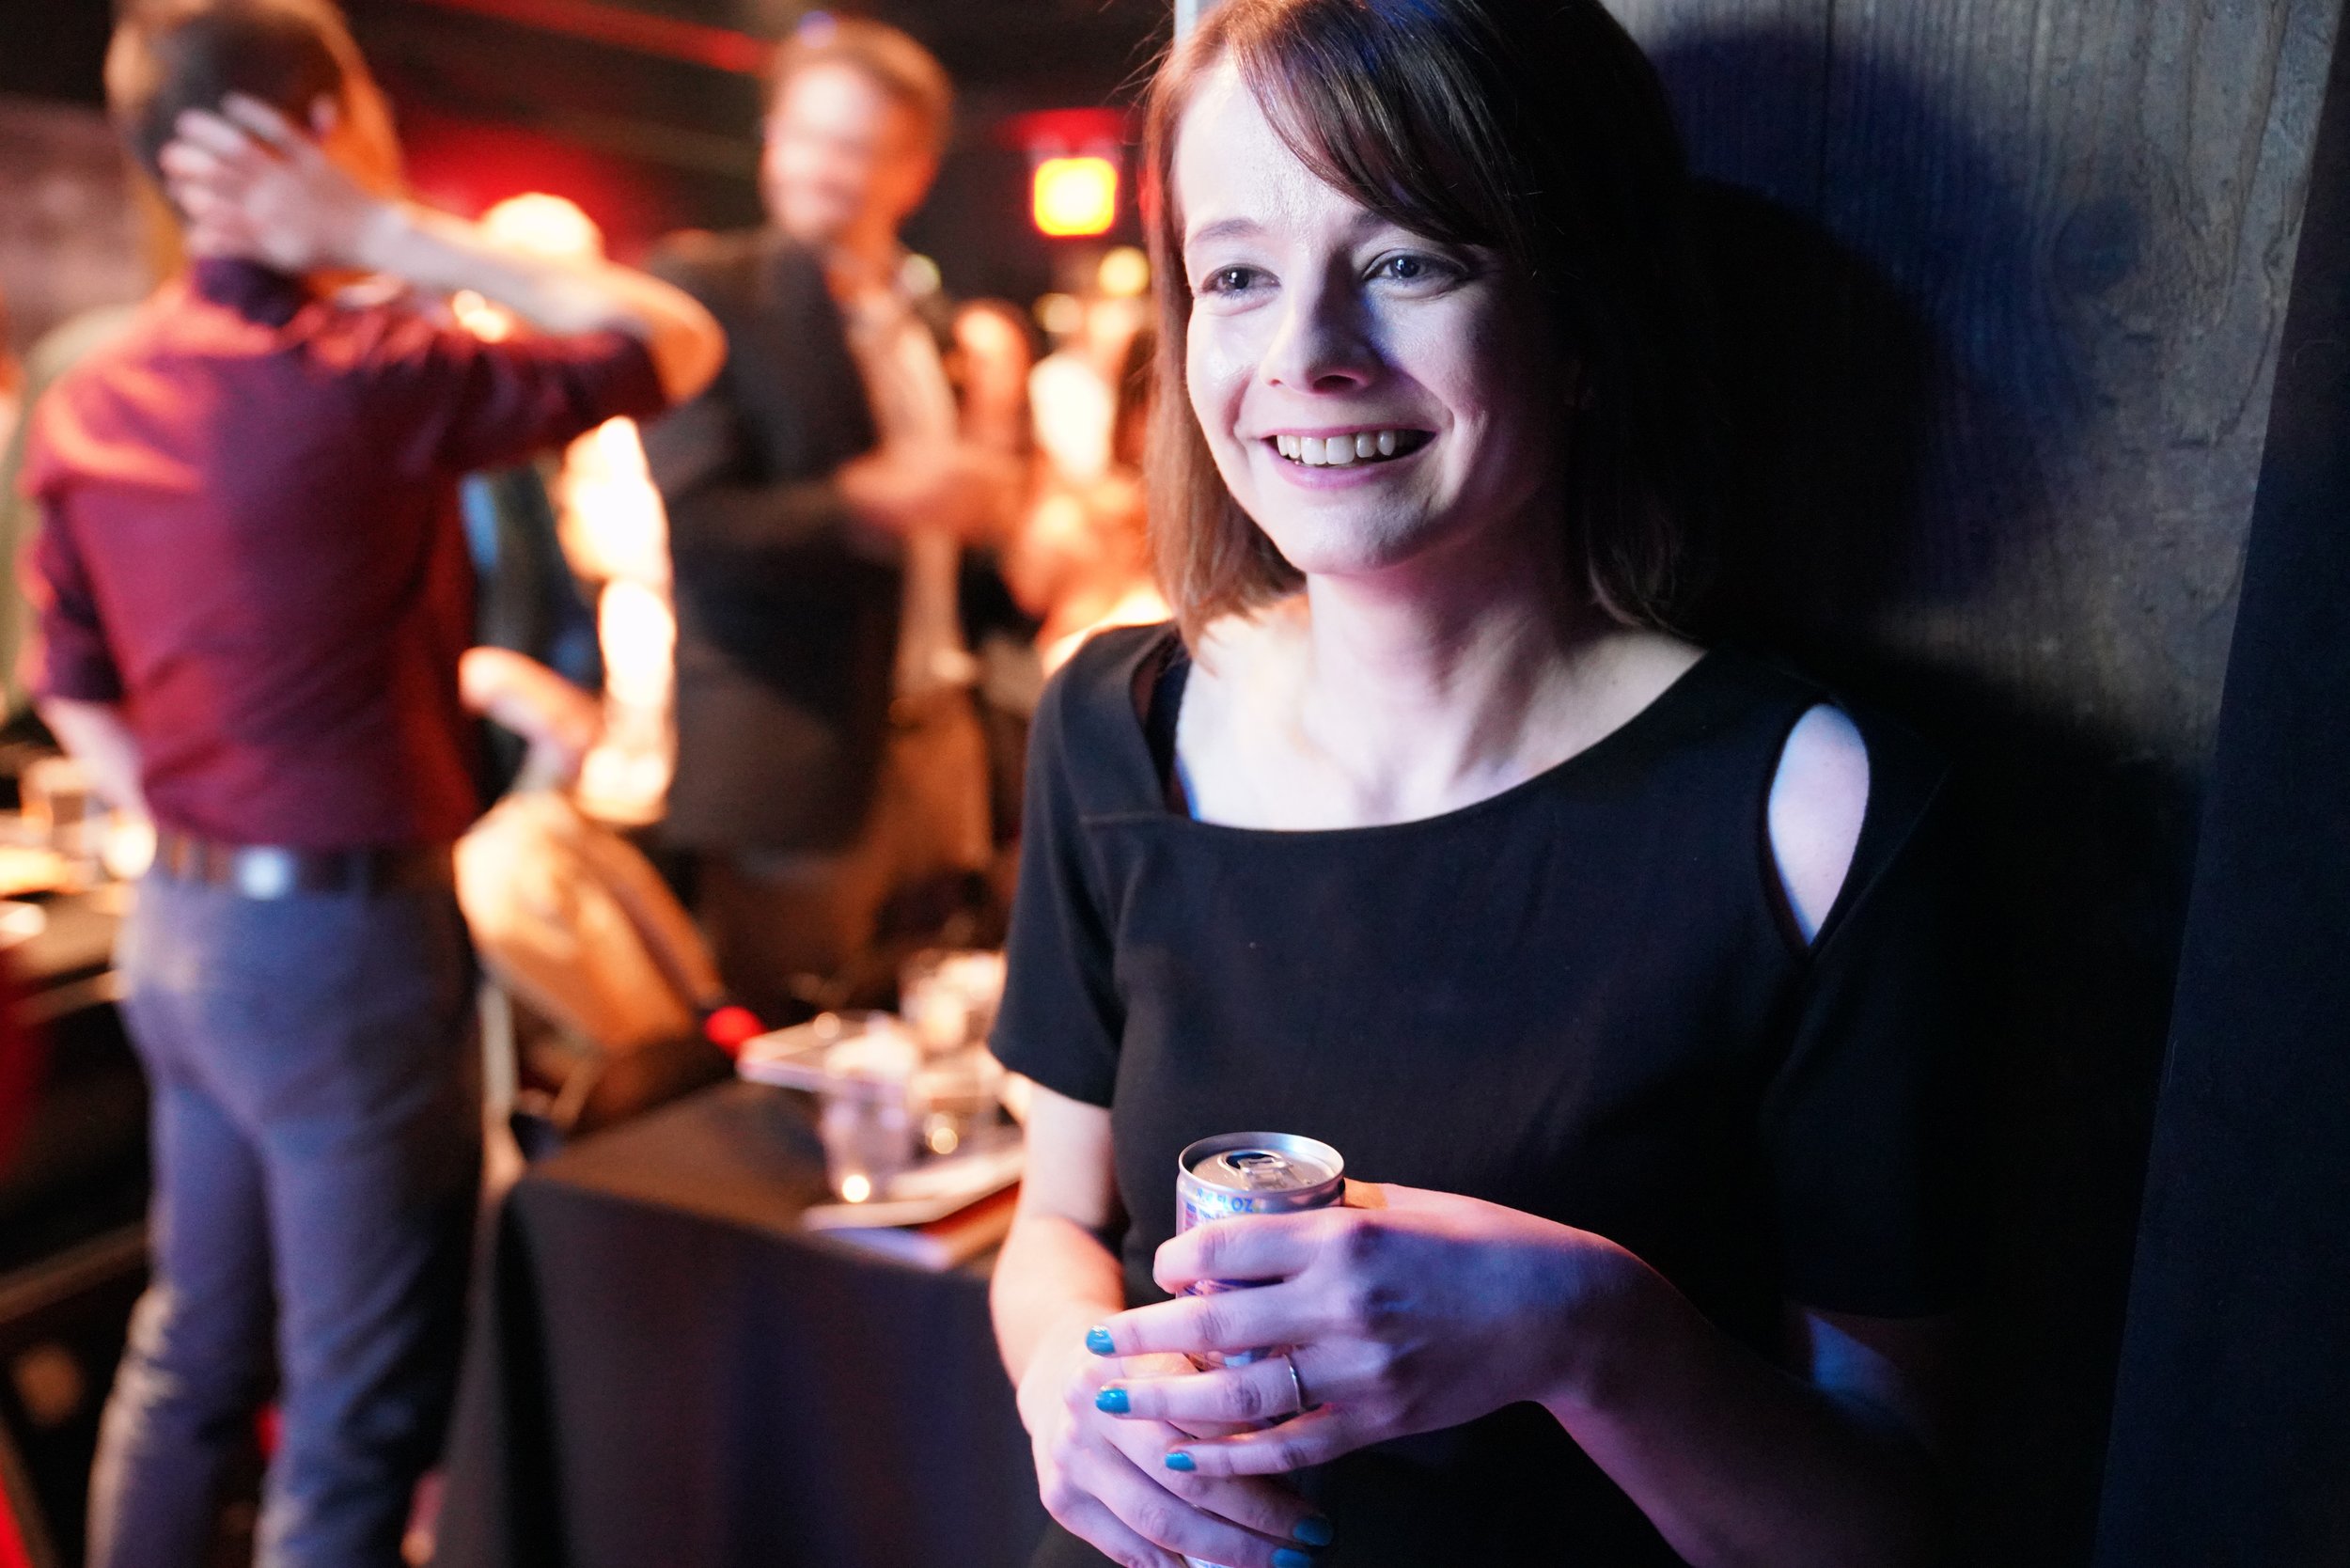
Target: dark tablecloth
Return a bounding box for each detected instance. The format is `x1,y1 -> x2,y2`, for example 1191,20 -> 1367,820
431,1080 -> 1047,1568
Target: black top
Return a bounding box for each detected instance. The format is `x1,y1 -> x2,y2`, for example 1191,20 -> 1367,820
641,229 -> 1035,854
992,624 -> 1973,1565
639,229 -> 901,853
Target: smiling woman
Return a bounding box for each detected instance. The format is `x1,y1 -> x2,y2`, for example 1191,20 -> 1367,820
985,3 -> 1975,1567
1142,0 -> 1716,640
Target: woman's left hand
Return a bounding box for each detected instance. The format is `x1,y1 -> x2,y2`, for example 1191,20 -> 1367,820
1086,1183 -> 1645,1477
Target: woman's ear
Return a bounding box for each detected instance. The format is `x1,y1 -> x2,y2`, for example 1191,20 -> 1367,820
307,93 -> 341,141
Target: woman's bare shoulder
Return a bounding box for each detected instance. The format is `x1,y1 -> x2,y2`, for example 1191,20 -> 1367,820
1559,628 -> 1708,747
1600,628 -> 1707,696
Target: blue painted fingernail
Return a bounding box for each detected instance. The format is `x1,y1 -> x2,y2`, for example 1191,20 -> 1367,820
1086,1325 -> 1115,1356
1094,1386 -> 1130,1414
1292,1514 -> 1335,1547
1164,1450 -> 1196,1472
1273,1550 -> 1315,1568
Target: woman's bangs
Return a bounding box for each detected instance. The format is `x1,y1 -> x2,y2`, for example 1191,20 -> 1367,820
1228,5 -> 1514,258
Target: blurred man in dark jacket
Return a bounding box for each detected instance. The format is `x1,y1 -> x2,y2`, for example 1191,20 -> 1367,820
642,17 -> 1019,1021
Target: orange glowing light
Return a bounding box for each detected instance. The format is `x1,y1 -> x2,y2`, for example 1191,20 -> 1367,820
1032,156 -> 1119,238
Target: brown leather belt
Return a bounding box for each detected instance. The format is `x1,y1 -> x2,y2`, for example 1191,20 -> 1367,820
152,829 -> 456,900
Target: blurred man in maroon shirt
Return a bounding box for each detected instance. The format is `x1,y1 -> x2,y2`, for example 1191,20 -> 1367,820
18,4 -> 720,1562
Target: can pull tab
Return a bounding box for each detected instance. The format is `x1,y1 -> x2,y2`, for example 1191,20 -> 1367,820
1214,1151 -> 1296,1189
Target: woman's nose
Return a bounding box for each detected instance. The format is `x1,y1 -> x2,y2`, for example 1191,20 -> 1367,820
1260,280 -> 1376,393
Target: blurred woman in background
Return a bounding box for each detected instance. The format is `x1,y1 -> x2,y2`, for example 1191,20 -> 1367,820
1010,323 -> 1170,673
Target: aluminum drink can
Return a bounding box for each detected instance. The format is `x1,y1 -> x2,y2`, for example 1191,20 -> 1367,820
1173,1133 -> 1344,1568
1174,1132 -> 1346,1368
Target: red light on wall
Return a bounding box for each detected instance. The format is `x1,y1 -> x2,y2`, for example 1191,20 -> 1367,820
1033,156 -> 1120,238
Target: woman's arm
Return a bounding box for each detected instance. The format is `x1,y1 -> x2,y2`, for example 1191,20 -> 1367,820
1097,1187 -> 1945,1568
993,1083 -> 1126,1387
1546,1266 -> 1946,1568
992,1085 -> 1328,1568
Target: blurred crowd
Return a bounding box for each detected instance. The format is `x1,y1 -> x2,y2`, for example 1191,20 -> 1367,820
0,4 -> 1164,1561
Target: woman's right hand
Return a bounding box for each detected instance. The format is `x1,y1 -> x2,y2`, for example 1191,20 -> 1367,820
1017,1324 -> 1330,1568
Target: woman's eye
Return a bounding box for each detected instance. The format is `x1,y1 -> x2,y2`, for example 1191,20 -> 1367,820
1201,264 -> 1265,295
1371,252 -> 1453,286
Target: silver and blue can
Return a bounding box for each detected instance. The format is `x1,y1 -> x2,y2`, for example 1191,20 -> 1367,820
1173,1133 -> 1343,1568
1174,1132 -> 1345,1369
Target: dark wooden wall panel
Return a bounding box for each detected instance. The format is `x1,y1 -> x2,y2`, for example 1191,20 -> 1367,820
1822,0 -> 2331,757
1607,0 -> 1833,212
1605,1 -> 2341,1560
2092,13 -> 2350,1556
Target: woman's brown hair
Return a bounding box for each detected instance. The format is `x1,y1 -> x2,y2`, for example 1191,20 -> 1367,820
1142,0 -> 1717,641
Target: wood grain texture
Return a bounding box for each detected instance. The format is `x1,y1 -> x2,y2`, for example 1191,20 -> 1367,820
1814,9 -> 2333,1560
1608,0 -> 1834,211
2092,21 -> 2350,1557
1822,0 -> 2336,761
1604,2 -> 2340,1561
1609,0 -> 2334,761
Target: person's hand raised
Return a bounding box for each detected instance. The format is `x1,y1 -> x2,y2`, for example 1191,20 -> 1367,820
159,94 -> 398,274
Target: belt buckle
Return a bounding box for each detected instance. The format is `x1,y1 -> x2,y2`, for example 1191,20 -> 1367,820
233,846 -> 299,900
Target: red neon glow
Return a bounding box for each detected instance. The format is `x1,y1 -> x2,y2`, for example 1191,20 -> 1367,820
1001,108 -> 1132,152
0,1481 -> 32,1568
401,0 -> 767,75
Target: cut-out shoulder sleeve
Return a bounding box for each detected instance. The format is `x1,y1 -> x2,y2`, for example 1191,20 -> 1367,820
1760,729 -> 1979,1317
1768,704 -> 1872,944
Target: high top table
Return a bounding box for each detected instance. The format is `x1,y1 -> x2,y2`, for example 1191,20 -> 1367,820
431,1079 -> 1047,1568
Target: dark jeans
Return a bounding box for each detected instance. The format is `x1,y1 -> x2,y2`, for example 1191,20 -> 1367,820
88,869 -> 480,1568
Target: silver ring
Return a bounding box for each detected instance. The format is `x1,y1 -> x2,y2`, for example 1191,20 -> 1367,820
1280,1352 -> 1310,1416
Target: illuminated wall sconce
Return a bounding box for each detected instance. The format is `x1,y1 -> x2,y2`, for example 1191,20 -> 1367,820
1032,155 -> 1120,238
1006,108 -> 1131,240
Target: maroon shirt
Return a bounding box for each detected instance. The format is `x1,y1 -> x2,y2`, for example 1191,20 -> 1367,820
21,259 -> 666,850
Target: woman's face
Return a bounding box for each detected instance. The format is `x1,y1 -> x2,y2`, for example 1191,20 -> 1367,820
1175,62 -> 1557,584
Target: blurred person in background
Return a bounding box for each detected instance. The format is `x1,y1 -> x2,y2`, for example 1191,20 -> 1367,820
1010,321 -> 1169,673
455,196 -> 609,705
948,297 -> 1053,876
556,409 -> 683,825
953,297 -> 1039,460
471,196 -> 695,827
455,193 -> 676,810
642,15 -> 1022,1022
21,3 -> 720,1563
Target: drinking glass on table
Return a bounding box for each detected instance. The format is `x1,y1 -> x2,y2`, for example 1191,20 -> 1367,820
22,756 -> 102,880
817,1021 -> 920,1201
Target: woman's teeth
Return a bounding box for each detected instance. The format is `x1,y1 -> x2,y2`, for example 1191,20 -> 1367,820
1273,431 -> 1412,466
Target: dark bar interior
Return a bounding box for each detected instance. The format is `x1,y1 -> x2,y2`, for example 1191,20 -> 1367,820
0,0 -> 2342,1564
